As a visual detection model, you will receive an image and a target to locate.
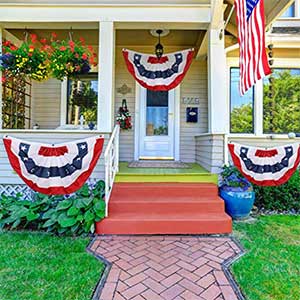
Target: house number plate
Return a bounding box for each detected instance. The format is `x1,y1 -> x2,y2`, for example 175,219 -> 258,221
182,97 -> 200,104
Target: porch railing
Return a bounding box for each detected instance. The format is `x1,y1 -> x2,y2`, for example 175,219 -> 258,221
104,124 -> 120,217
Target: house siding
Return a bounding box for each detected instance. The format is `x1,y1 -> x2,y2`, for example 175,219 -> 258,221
195,134 -> 224,173
0,131 -> 108,185
31,79 -> 61,129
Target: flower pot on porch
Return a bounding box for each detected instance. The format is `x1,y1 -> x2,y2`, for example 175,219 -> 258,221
219,165 -> 255,220
219,188 -> 255,220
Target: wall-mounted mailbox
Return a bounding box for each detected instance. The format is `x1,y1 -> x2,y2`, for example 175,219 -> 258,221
186,107 -> 198,123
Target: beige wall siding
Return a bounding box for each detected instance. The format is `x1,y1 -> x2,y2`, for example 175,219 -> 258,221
180,60 -> 208,162
115,46 -> 208,162
115,47 -> 136,161
195,134 -> 224,173
31,79 -> 61,129
0,131 -> 108,185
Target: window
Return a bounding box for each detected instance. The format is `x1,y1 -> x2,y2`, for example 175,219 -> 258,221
280,2 -> 295,17
146,90 -> 168,136
230,68 -> 254,133
263,69 -> 300,134
67,74 -> 98,125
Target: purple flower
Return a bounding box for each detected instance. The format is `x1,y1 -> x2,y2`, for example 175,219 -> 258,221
0,53 -> 16,69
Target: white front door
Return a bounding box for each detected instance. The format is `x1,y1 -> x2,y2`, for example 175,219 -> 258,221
139,87 -> 175,159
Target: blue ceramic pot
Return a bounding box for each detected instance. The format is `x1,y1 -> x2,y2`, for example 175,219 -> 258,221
219,189 -> 255,220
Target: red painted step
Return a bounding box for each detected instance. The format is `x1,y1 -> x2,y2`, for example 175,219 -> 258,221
96,183 -> 232,235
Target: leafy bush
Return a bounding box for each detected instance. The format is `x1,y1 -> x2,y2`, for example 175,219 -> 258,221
254,172 -> 300,212
0,180 -> 106,235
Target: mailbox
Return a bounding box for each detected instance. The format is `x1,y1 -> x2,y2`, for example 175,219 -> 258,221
186,107 -> 198,123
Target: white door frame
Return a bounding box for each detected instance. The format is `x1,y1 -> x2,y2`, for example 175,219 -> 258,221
134,83 -> 180,161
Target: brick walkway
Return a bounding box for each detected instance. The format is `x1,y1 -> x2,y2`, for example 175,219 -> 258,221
89,236 -> 243,300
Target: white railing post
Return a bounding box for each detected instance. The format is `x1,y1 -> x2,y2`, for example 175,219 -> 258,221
104,124 -> 120,217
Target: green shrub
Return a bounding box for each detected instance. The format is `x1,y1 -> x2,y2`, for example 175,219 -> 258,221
254,172 -> 300,212
0,180 -> 106,235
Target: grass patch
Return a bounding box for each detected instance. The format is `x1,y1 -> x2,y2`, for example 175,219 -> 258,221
233,215 -> 300,300
0,231 -> 105,300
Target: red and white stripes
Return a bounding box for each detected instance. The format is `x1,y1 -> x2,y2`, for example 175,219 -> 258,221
235,0 -> 271,95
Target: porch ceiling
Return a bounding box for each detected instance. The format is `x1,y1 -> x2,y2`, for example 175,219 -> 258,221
5,28 -> 204,49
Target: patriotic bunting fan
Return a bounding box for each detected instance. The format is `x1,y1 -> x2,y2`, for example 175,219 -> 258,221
3,135 -> 104,195
122,48 -> 194,91
228,143 -> 300,186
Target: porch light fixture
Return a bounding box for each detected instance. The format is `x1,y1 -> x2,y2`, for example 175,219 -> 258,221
155,29 -> 164,59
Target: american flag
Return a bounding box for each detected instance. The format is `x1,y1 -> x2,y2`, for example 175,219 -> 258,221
235,0 -> 271,95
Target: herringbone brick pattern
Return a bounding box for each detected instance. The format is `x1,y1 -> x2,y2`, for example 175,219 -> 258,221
90,236 -> 242,300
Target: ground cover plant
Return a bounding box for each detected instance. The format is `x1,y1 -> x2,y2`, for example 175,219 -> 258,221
0,231 -> 104,300
0,180 -> 106,235
233,215 -> 300,300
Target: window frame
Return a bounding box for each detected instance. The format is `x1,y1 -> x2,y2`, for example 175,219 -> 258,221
262,67 -> 300,135
227,57 -> 300,138
229,67 -> 255,134
65,72 -> 98,126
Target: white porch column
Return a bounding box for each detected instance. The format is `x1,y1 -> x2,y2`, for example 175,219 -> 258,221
0,26 -> 3,129
97,21 -> 115,132
254,81 -> 264,135
207,28 -> 228,134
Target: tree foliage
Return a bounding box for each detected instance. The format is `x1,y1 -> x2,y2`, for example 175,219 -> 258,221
230,70 -> 300,133
263,70 -> 300,133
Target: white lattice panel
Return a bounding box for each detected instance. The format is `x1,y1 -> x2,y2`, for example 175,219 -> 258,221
0,184 -> 34,200
0,179 -> 100,200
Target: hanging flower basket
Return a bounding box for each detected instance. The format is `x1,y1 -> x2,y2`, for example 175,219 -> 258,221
0,34 -> 50,81
47,33 -> 97,81
116,99 -> 132,130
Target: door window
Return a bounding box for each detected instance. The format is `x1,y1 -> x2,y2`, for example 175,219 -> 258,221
146,90 -> 168,136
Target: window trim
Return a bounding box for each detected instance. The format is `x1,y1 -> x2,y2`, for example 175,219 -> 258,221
229,67 -> 255,134
61,73 -> 98,126
262,67 -> 300,134
227,57 -> 300,138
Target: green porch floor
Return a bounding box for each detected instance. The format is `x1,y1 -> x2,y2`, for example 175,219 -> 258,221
116,162 -> 218,183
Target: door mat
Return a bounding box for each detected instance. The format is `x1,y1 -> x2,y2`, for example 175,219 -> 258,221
128,161 -> 191,169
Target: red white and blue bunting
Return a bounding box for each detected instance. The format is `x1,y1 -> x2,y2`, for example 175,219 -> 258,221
3,135 -> 104,195
228,143 -> 300,186
122,48 -> 194,91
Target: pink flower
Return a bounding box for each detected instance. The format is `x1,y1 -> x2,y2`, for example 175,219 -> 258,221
60,46 -> 67,51
10,45 -> 17,51
30,34 -> 37,43
82,53 -> 88,60
79,37 -> 85,45
3,40 -> 11,47
40,38 -> 47,44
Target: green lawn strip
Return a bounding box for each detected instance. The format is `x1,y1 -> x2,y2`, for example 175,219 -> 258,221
233,215 -> 300,300
0,231 -> 105,300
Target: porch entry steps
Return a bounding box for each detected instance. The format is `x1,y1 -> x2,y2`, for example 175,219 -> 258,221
96,183 -> 232,235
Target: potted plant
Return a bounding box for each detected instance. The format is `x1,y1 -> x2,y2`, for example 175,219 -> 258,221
0,34 -> 50,81
47,33 -> 97,81
219,165 -> 255,219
